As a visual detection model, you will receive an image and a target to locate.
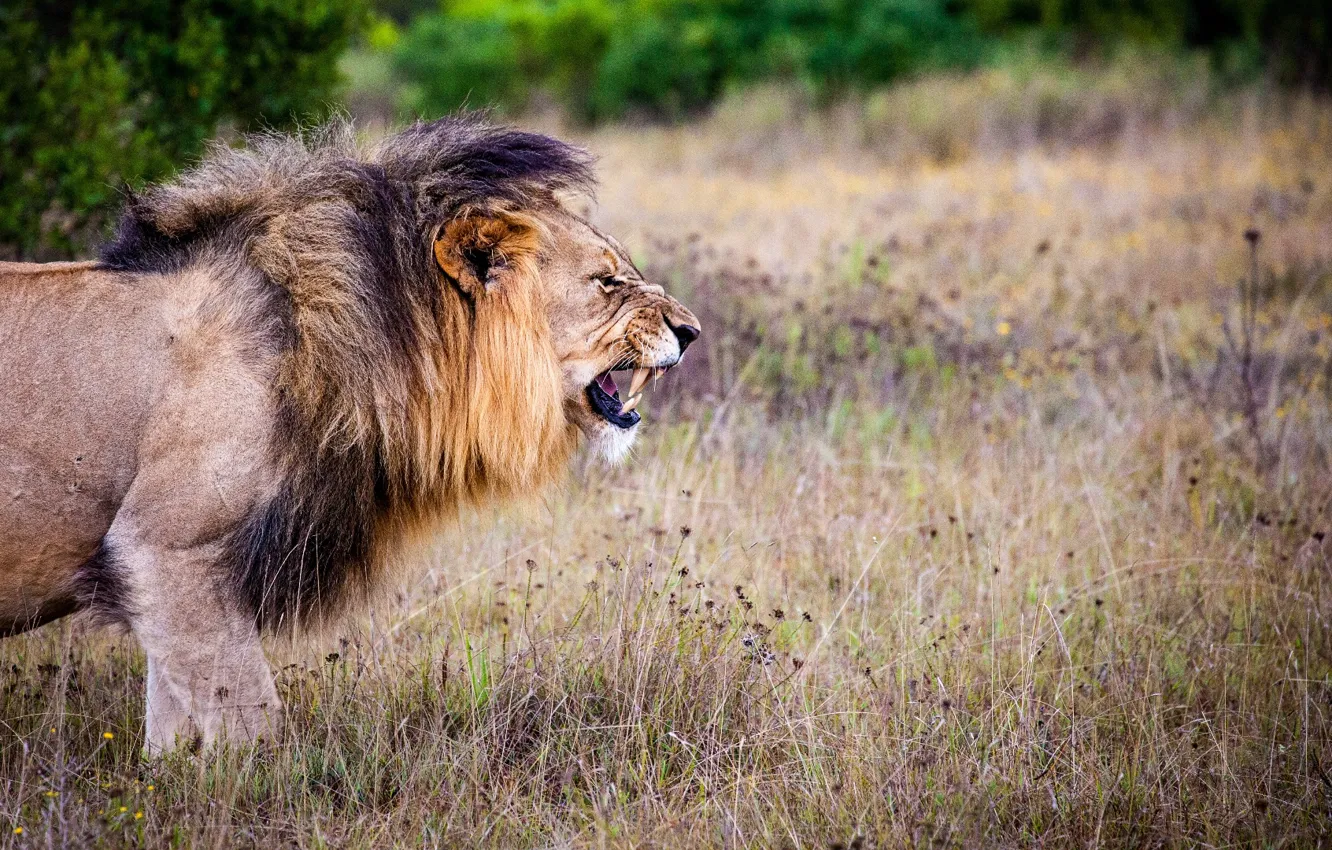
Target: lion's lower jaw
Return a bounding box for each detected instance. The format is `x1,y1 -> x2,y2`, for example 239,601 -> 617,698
590,423 -> 638,465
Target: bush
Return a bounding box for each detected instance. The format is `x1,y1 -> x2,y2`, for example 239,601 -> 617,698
966,0 -> 1330,86
0,0 -> 366,260
394,11 -> 532,117
801,0 -> 986,90
382,0 -> 1329,125
392,0 -> 989,123
591,1 -> 737,120
395,0 -> 621,121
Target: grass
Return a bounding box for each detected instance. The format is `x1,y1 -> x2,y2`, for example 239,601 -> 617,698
3,67 -> 1332,847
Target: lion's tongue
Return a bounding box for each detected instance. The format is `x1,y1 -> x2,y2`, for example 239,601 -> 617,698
596,372 -> 618,397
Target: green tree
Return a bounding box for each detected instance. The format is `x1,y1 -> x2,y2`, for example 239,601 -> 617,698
0,0 -> 366,260
391,0 -> 987,123
394,4 -> 536,119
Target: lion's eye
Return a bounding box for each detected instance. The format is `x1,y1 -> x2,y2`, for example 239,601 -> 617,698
597,275 -> 624,290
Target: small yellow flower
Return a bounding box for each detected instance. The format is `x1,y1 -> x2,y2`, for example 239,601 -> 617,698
45,790 -> 57,798
119,806 -> 127,813
1276,406 -> 1287,419
49,727 -> 56,734
134,812 -> 143,820
103,732 -> 114,740
996,321 -> 1011,336
13,827 -> 22,835
146,785 -> 154,792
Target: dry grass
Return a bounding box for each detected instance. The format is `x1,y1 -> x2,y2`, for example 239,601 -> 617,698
4,67 -> 1332,847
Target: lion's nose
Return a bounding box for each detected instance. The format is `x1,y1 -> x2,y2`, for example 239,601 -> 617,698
669,320 -> 700,353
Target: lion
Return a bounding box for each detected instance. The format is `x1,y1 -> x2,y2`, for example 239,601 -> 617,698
0,116 -> 699,752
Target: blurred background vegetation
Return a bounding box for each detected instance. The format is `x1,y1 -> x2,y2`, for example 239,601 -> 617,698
2,0 -> 1329,259
363,0 -> 1328,124
0,0 -> 367,259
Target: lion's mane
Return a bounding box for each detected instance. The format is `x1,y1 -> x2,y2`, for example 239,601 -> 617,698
99,116 -> 594,630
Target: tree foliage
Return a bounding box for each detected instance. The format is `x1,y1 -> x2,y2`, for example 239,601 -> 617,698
395,0 -> 987,123
0,0 -> 366,259
388,0 -> 1329,124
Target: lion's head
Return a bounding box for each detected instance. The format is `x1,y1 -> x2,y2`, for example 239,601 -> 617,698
543,213 -> 700,462
435,206 -> 699,465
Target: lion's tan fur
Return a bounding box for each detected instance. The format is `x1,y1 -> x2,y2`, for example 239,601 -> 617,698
0,116 -> 698,751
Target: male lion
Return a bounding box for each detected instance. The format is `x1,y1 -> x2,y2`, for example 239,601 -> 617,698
0,117 -> 699,752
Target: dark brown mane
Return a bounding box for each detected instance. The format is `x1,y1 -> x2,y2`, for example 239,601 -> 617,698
97,116 -> 594,631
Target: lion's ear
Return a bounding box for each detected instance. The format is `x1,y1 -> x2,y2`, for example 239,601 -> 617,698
434,214 -> 538,297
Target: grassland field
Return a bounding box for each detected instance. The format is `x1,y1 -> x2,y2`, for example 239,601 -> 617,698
3,65 -> 1332,848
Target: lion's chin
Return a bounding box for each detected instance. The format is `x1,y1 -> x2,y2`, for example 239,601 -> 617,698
585,420 -> 638,465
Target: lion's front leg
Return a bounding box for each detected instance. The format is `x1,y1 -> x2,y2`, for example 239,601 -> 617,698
107,536 -> 282,754
137,599 -> 282,754
89,361 -> 282,754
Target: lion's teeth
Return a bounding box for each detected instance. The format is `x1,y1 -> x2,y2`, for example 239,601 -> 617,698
621,394 -> 641,413
628,367 -> 651,399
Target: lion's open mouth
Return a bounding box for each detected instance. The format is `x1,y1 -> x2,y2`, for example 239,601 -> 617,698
586,366 -> 665,429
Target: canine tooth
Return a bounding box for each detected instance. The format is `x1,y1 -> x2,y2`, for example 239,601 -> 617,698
621,394 -> 641,413
628,367 -> 651,399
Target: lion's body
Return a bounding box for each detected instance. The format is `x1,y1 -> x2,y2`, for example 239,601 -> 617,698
2,256 -> 288,745
0,260 -> 183,632
0,117 -> 699,752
